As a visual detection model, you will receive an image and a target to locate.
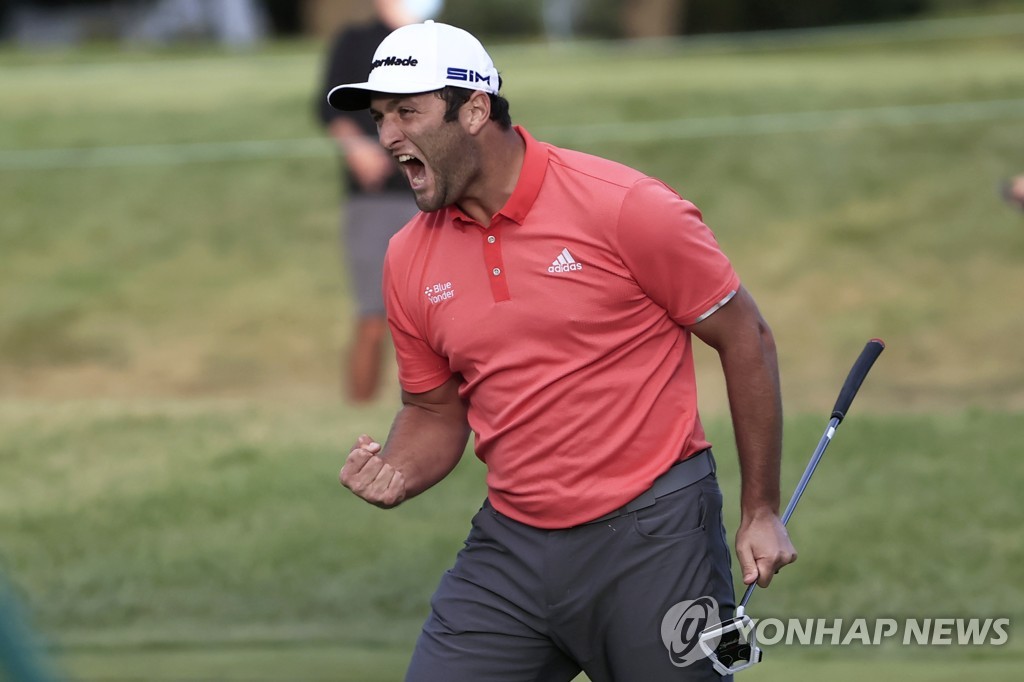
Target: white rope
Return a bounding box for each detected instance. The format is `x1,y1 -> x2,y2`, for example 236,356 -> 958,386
2,97 -> 1022,170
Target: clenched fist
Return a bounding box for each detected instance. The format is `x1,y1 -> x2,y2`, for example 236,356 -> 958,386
339,434 -> 407,508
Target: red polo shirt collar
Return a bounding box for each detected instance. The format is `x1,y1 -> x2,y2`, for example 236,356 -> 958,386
450,125 -> 548,227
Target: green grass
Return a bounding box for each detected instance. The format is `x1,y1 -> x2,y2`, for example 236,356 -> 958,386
3,18 -> 1024,409
54,647 -> 1024,682
2,12 -> 1024,681
2,403 -> 1022,679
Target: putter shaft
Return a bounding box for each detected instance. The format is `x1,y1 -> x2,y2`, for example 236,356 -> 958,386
738,416 -> 840,610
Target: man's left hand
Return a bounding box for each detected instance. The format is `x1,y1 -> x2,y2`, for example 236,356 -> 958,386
735,512 -> 798,588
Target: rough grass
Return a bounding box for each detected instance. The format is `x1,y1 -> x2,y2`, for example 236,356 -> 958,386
2,13 -> 1024,682
1,402 -> 1021,679
2,19 -> 1024,409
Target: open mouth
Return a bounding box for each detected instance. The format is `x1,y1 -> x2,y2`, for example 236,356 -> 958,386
397,154 -> 427,190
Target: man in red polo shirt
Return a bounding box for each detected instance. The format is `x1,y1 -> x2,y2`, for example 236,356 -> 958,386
330,20 -> 796,681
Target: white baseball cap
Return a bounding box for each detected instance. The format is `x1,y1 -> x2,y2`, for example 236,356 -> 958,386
327,20 -> 500,111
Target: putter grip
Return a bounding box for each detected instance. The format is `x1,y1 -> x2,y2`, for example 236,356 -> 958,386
831,339 -> 885,422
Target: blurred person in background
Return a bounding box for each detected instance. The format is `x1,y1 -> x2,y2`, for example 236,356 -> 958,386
129,0 -> 265,46
1002,174 -> 1024,212
542,0 -> 580,40
0,575 -> 63,682
317,0 -> 443,403
7,0 -> 265,46
331,20 -> 796,680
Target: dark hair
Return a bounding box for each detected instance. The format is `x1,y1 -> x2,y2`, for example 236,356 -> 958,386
436,85 -> 512,130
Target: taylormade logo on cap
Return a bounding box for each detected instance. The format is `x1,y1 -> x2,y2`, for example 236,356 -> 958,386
370,56 -> 420,71
327,20 -> 501,111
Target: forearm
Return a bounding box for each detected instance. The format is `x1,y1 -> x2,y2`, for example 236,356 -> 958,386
720,320 -> 783,518
380,398 -> 470,499
329,117 -> 375,151
692,287 -> 794,585
341,377 -> 469,508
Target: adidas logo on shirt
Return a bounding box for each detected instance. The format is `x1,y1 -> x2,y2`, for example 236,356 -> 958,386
548,248 -> 583,274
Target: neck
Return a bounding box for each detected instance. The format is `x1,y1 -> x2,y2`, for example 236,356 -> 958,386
456,126 -> 525,227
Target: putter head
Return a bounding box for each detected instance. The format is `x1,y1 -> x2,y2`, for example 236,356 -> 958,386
698,612 -> 762,676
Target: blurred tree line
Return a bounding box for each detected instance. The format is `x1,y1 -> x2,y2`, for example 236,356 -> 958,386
0,0 -> 1019,41
441,0 -> 1015,39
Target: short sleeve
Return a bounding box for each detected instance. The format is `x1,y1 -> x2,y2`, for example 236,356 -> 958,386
382,250 -> 453,393
616,178 -> 740,326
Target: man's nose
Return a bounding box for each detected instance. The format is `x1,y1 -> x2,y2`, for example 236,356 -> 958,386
377,116 -> 403,150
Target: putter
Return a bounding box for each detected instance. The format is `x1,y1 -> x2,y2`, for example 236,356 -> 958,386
699,338 -> 885,676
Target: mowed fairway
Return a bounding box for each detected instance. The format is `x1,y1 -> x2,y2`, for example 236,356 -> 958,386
2,13 -> 1024,681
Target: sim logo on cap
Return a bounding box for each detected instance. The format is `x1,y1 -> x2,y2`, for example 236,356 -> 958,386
446,67 -> 492,85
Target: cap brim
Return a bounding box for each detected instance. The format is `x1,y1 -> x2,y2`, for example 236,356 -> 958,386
327,83 -> 374,112
327,81 -> 451,111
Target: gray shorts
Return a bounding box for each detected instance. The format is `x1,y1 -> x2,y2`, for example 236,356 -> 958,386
406,464 -> 736,681
342,193 -> 418,317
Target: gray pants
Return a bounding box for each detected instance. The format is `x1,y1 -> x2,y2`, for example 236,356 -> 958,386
406,471 -> 736,681
343,193 -> 418,317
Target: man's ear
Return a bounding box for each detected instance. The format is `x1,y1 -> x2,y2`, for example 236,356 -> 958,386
462,91 -> 492,135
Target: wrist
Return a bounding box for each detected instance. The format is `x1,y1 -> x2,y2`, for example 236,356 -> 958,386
341,135 -> 378,153
740,503 -> 781,524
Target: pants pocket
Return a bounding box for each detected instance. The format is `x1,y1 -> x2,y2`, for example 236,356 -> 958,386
632,475 -> 721,541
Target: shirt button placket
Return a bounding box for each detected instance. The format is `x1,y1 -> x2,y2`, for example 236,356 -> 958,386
483,226 -> 510,301
486,232 -> 501,276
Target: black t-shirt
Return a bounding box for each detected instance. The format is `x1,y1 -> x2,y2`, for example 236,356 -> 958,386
318,20 -> 408,195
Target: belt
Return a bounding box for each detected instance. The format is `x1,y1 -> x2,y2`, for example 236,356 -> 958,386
584,449 -> 716,525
